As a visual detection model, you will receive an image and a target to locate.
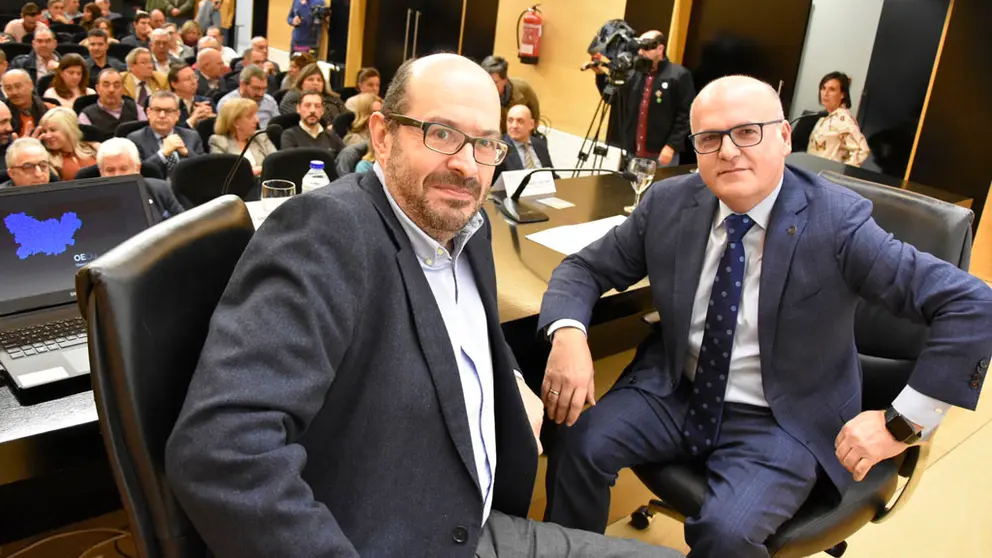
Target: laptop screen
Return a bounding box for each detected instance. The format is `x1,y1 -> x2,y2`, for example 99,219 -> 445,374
0,176 -> 156,316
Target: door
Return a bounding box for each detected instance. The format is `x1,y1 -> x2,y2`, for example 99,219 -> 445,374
461,0 -> 500,63
417,0 -> 464,58
363,0 -> 423,87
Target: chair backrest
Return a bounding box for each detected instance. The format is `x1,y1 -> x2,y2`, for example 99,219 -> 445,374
0,42 -> 32,60
73,93 -> 100,113
36,73 -> 56,96
80,123 -> 110,142
332,112 -> 355,140
76,195 -> 254,558
51,23 -> 86,36
75,164 -> 101,179
110,17 -> 132,42
818,170 -> 974,409
267,113 -> 300,149
260,148 -> 337,193
173,154 -> 255,206
116,120 -> 149,138
22,32 -> 34,43
194,117 -> 215,149
790,111 -> 822,153
108,43 -> 136,63
272,88 -> 289,104
57,42 -> 89,56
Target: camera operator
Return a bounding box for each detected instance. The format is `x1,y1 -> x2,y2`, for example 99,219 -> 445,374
594,30 -> 694,167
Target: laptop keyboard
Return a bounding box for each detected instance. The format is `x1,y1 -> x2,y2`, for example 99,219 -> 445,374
0,318 -> 88,360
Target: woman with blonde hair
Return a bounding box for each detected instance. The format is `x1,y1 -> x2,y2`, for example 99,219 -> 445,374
37,107 -> 100,180
277,63 -> 346,126
43,54 -> 96,108
180,20 -> 202,47
209,98 -> 277,176
343,92 -> 382,147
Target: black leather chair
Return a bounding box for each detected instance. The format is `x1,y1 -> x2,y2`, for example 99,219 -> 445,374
80,123 -> 111,142
57,42 -> 89,56
42,97 -> 63,107
267,112 -> 300,148
75,195 -> 254,558
260,148 -> 337,194
116,120 -> 149,138
50,23 -> 86,37
629,170 -> 974,557
73,93 -> 100,113
110,17 -> 133,43
36,73 -> 55,96
272,88 -> 289,105
75,164 -> 164,181
172,154 -> 255,207
332,112 -> 355,140
0,42 -> 32,61
108,42 -> 137,64
195,117 -> 215,150
790,111 -> 824,154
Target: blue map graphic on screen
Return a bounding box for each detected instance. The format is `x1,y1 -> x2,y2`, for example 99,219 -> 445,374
3,212 -> 83,260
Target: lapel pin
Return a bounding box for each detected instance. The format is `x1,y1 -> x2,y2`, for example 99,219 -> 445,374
787,225 -> 797,235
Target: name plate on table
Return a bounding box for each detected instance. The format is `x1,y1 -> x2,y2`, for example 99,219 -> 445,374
492,169 -> 557,198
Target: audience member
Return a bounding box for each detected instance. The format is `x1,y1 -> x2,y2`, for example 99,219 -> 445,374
808,71 -> 870,167
150,28 -> 181,74
2,70 -> 49,136
217,65 -> 278,127
1,137 -> 50,187
128,90 -> 205,177
205,25 -> 237,64
280,90 -> 344,151
163,23 -> 194,60
79,3 -> 102,31
480,55 -> 540,135
194,47 -> 225,97
494,104 -> 553,182
37,106 -> 98,179
344,66 -> 380,111
11,27 -> 61,82
278,63 -> 345,126
122,11 -> 153,48
4,3 -> 49,43
179,20 -> 201,47
149,0 -> 194,24
0,52 -> 9,97
44,0 -> 72,24
64,0 -> 81,19
196,0 -> 220,38
168,64 -> 214,128
94,0 -> 120,20
86,17 -> 119,44
233,36 -> 279,74
281,51 -> 315,89
287,0 -> 324,53
353,142 -> 374,173
342,92 -> 381,146
209,97 -> 276,175
594,30 -> 694,168
79,68 -> 147,137
97,137 -> 185,219
333,140 -> 366,176
0,103 -> 15,170
165,53 -> 680,558
43,54 -> 96,108
84,29 -> 125,86
150,8 -> 167,29
123,47 -> 168,106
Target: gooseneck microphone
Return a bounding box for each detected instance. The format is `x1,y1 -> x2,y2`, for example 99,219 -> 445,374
498,167 -> 639,224
221,124 -> 283,195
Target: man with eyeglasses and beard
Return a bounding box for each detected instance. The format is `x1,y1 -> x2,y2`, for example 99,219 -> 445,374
280,90 -> 344,151
165,53 -> 683,558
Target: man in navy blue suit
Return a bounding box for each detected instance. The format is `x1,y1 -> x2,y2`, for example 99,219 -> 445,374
127,90 -> 205,178
494,103 -> 554,182
538,75 -> 992,557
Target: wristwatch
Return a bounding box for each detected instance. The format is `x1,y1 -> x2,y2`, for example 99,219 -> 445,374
884,407 -> 922,444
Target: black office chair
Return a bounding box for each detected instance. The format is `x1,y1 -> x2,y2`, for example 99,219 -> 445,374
267,113 -> 300,149
790,111 -> 824,154
36,73 -> 55,96
172,154 -> 255,207
260,148 -> 337,194
21,32 -> 34,44
335,86 -> 359,105
42,97 -> 63,107
108,43 -> 137,63
332,112 -> 355,141
271,88 -> 290,105
57,42 -> 89,56
629,170 -> 975,557
116,120 -> 149,138
73,94 -> 100,113
75,195 -> 254,558
0,42 -> 32,60
50,23 -> 86,37
195,117 -> 216,150
110,17 -> 133,43
228,57 -> 242,71
80,123 -> 110,142
75,164 -> 164,181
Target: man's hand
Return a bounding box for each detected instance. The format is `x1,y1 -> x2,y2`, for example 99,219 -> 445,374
187,102 -> 214,127
162,134 -> 187,157
171,8 -> 181,16
542,327 -> 596,426
46,58 -> 59,72
835,410 -> 912,481
516,375 -> 544,454
658,145 -> 675,166
263,61 -> 277,75
292,15 -> 302,26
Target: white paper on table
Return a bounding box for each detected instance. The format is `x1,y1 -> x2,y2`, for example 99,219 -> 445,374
492,169 -> 557,198
535,196 -> 576,209
525,215 -> 627,255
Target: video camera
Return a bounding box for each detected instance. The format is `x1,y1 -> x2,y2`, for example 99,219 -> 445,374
585,20 -> 659,81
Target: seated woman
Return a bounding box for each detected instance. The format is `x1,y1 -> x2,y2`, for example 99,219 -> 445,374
180,20 -> 202,48
343,93 -> 382,147
37,107 -> 99,180
81,17 -> 119,45
79,3 -> 102,31
808,71 -> 870,167
277,63 -> 347,126
43,54 -> 96,108
281,51 -> 316,90
209,98 -> 277,176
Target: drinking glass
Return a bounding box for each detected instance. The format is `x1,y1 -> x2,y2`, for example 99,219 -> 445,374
624,158 -> 658,214
261,179 -> 296,213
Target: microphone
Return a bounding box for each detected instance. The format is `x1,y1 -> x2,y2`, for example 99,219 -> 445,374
222,124 -> 282,195
498,167 -> 639,224
789,110 -> 828,126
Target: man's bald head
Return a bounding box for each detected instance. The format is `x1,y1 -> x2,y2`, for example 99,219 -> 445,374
1,70 -> 35,110
691,75 -> 783,129
197,36 -> 220,51
638,30 -> 667,62
506,104 -> 536,143
197,48 -> 224,79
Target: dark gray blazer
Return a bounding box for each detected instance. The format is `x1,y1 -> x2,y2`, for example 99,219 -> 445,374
494,133 -> 554,182
127,125 -> 205,177
166,172 -> 538,557
539,165 -> 992,494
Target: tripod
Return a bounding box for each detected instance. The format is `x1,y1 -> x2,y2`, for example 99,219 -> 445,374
573,76 -> 629,177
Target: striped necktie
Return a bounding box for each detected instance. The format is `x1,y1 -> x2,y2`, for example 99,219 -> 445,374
522,142 -> 537,169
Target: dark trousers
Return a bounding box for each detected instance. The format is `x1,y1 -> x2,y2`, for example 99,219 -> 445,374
544,383 -> 820,558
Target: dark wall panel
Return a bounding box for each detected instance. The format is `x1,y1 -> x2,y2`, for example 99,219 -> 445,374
623,0 -> 676,37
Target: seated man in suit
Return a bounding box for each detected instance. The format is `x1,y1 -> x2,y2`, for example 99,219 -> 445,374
168,64 -> 215,129
165,53 -> 682,558
122,47 -> 169,106
149,28 -> 181,74
494,103 -> 553,182
2,69 -> 49,136
96,137 -> 185,219
79,68 -> 147,137
0,137 -> 50,188
538,75 -> 992,557
84,28 -> 125,87
281,90 -> 345,151
127,90 -> 204,177
10,27 -> 60,83
194,47 -> 226,98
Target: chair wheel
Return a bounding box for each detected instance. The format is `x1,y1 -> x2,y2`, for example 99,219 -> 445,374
629,505 -> 654,530
825,540 -> 848,557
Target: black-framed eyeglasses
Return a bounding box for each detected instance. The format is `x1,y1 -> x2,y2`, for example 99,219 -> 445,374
386,113 -> 510,166
688,119 -> 785,154
11,161 -> 50,173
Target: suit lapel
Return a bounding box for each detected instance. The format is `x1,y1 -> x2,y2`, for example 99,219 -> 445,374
671,183 -> 718,375
758,170 -> 809,381
359,174 -> 482,491
500,134 -> 523,172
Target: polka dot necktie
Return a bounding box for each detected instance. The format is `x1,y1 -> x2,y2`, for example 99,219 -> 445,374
683,213 -> 755,456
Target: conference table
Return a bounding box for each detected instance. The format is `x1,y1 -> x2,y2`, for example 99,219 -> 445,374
0,154 -> 972,541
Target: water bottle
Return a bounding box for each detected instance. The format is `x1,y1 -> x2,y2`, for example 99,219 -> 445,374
301,160 -> 331,193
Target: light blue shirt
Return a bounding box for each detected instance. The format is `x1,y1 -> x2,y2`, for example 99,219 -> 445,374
374,162 -> 497,523
216,90 -> 280,128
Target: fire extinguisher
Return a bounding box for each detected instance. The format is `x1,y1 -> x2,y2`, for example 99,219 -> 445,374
517,4 -> 543,65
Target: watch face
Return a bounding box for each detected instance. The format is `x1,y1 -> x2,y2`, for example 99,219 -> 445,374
886,412 -> 918,442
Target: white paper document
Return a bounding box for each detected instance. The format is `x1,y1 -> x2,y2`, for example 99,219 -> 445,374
492,169 -> 557,198
535,197 -> 576,209
525,215 -> 627,255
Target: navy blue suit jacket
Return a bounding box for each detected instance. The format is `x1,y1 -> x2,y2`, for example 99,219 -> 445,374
127,125 -> 205,178
538,165 -> 992,493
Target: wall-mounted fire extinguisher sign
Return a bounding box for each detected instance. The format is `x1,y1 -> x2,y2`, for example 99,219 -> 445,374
517,5 -> 543,65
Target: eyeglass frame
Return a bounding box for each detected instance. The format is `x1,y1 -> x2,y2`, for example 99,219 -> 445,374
687,119 -> 786,154
9,161 -> 51,173
384,113 -> 510,166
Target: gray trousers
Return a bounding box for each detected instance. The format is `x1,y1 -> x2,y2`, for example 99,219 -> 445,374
475,510 -> 684,558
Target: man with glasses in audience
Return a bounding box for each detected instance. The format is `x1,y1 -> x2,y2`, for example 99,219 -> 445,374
2,69 -> 49,137
166,53 -> 683,558
538,75 -> 992,557
122,47 -> 168,107
127,90 -> 204,177
11,27 -> 61,83
79,68 -> 148,138
1,137 -> 50,188
84,29 -> 125,87
217,65 -> 278,128
150,28 -> 181,74
97,138 -> 185,219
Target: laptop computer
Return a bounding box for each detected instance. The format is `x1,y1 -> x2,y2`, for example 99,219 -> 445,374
0,176 -> 157,401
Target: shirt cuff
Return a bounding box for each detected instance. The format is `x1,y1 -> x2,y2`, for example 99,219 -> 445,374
547,319 -> 587,340
157,151 -> 167,163
891,385 -> 951,433
513,369 -> 524,381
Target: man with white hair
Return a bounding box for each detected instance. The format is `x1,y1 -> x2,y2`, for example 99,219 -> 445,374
10,27 -> 61,82
122,48 -> 168,106
150,28 -> 181,75
97,137 -> 185,219
233,36 -> 279,74
2,137 -> 50,188
194,47 -> 225,97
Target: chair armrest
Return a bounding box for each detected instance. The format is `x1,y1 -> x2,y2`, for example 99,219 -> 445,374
873,430 -> 935,523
